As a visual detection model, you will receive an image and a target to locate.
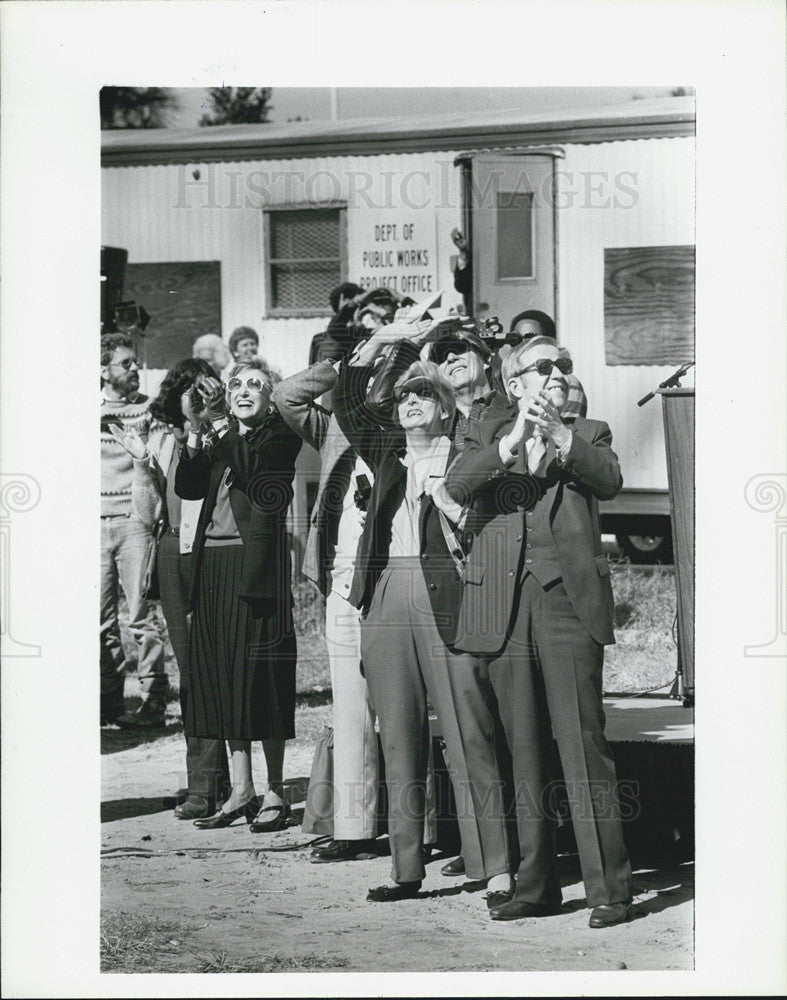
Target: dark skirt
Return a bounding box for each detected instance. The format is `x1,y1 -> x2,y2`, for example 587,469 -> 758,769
186,544 -> 297,741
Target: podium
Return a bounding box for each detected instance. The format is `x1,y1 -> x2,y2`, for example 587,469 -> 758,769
660,388 -> 694,701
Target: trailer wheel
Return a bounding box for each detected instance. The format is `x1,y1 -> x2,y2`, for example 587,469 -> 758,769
616,530 -> 673,565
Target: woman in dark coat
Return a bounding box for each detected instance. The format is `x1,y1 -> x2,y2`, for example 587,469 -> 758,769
175,357 -> 302,830
333,357 -> 513,905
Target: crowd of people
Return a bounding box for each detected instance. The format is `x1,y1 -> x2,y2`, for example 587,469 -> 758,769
99,278 -> 633,928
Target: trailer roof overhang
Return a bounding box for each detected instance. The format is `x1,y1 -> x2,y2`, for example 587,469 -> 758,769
101,97 -> 695,167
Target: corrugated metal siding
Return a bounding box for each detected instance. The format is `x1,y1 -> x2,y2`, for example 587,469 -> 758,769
557,137 -> 695,489
102,152 -> 463,378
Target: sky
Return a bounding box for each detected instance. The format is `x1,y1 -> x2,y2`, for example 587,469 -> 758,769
170,85 -> 682,127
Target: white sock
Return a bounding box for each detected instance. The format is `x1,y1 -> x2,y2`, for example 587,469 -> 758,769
487,873 -> 513,895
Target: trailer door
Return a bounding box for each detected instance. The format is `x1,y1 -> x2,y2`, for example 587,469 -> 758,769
464,153 -> 558,324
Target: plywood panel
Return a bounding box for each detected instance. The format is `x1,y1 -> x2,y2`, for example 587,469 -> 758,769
604,245 -> 695,365
124,261 -> 221,369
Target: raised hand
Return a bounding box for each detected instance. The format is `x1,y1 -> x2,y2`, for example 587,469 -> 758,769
450,228 -> 469,254
500,405 -> 532,456
193,374 -> 226,421
109,422 -> 147,460
525,390 -> 571,449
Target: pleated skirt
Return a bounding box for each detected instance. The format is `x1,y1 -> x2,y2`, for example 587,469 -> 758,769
186,544 -> 296,741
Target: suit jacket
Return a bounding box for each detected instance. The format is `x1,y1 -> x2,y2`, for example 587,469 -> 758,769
271,360 -> 356,596
333,363 -> 464,647
174,411 -> 301,616
446,412 -> 622,652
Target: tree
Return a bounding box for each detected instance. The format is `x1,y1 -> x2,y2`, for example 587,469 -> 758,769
200,87 -> 273,126
100,87 -> 178,129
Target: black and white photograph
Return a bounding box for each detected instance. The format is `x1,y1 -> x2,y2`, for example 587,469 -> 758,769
1,2 -> 785,997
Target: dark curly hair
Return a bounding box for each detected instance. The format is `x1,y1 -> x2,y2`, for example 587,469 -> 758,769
100,332 -> 134,366
149,357 -> 216,429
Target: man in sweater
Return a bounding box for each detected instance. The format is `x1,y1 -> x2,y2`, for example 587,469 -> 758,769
100,333 -> 167,726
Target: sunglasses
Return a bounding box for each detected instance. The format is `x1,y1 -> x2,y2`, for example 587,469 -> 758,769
431,340 -> 473,365
514,357 -> 573,378
227,374 -> 269,393
392,380 -> 438,403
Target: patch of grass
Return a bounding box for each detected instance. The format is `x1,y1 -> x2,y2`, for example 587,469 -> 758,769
292,579 -> 326,636
197,950 -> 349,973
101,911 -> 194,972
606,564 -> 678,693
294,701 -> 333,750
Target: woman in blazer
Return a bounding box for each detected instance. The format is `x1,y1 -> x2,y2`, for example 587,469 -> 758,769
333,357 -> 513,907
175,357 -> 302,831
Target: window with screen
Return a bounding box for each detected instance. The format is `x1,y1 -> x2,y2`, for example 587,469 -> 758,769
496,191 -> 534,280
265,206 -> 346,316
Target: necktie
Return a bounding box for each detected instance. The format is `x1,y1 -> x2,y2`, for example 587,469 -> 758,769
527,432 -> 547,475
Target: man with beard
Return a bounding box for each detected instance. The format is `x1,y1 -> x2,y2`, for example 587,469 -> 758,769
100,333 -> 167,726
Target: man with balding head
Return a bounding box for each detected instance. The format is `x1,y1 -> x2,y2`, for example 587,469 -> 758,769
446,336 -> 633,929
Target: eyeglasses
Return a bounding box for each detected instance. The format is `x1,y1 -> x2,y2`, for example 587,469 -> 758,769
110,357 -> 138,371
514,357 -> 573,378
431,340 -> 472,365
392,380 -> 438,403
227,374 -> 269,393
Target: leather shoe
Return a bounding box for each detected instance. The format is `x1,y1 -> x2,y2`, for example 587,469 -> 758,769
310,839 -> 378,863
193,797 -> 259,829
249,801 -> 291,833
489,898 -> 561,921
486,889 -> 514,910
441,855 -> 465,877
174,795 -> 213,820
588,902 -> 631,928
116,699 -> 166,729
366,881 -> 422,902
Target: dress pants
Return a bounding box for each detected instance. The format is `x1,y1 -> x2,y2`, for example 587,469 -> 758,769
100,513 -> 167,704
362,559 -> 510,885
324,589 -> 379,840
156,531 -> 229,801
489,573 -> 633,908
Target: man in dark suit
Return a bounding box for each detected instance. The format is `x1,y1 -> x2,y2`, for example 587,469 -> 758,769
446,336 -> 633,928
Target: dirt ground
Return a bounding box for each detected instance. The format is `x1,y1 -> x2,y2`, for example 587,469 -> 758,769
101,702 -> 694,975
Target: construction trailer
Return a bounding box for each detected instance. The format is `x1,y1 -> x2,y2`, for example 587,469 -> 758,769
101,96 -> 695,563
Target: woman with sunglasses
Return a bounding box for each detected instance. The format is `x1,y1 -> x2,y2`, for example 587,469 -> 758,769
333,358 -> 513,907
175,356 -> 302,831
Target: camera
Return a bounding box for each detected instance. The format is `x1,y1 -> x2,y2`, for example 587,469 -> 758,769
354,474 -> 372,513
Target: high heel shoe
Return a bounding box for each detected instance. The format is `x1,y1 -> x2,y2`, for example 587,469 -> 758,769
249,799 -> 292,833
193,797 -> 260,829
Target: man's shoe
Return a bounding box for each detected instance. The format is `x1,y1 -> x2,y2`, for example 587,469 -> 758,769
486,889 -> 514,910
489,898 -> 561,921
366,881 -> 422,902
310,839 -> 378,863
174,795 -> 213,820
441,855 -> 466,877
588,902 -> 631,928
116,700 -> 166,729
